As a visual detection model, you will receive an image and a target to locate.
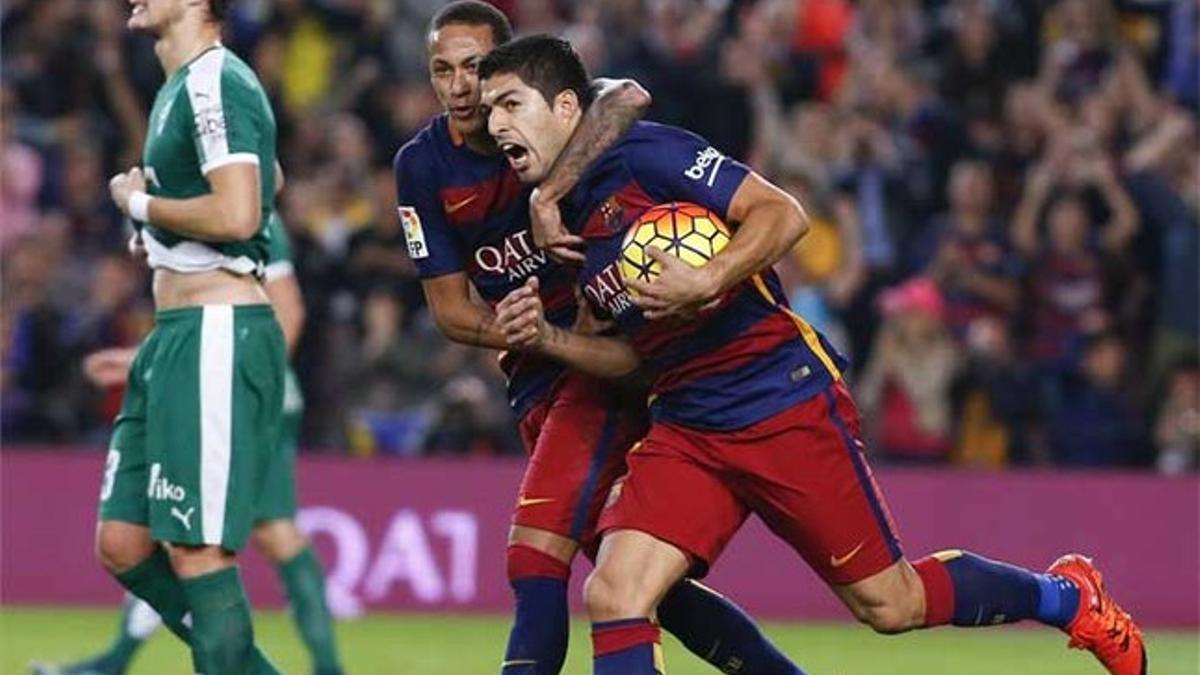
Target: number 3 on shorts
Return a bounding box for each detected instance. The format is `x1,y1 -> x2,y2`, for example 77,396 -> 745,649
101,449 -> 121,501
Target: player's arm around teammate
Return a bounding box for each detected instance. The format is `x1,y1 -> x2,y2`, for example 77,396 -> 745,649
416,75 -> 651,350
528,77 -> 652,264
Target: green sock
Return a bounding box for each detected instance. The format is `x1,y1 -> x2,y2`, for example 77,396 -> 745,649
278,545 -> 343,674
180,566 -> 279,675
113,549 -> 278,675
113,547 -> 199,674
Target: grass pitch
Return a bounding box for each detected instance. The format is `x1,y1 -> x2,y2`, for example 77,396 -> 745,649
2,606 -> 1196,674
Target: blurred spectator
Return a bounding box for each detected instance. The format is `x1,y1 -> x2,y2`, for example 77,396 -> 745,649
914,160 -> 1020,340
310,114 -> 376,253
848,0 -> 923,65
2,225 -> 79,441
952,316 -> 1042,467
0,84 -> 43,251
1121,102 -> 1199,396
1040,0 -> 1120,104
1162,0 -> 1198,111
1048,328 -> 1146,467
788,0 -> 855,102
830,109 -> 907,271
67,254 -> 153,440
1154,358 -> 1200,474
1011,144 -> 1139,369
345,168 -> 422,311
992,81 -> 1055,208
422,374 -> 522,457
938,0 -> 1010,127
59,142 -> 126,259
858,278 -> 961,463
848,60 -> 966,215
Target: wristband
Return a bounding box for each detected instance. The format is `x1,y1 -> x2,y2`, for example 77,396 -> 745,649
128,191 -> 152,223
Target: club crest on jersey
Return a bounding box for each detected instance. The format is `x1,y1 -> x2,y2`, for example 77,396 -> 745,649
473,229 -> 548,282
398,206 -> 429,259
599,196 -> 626,234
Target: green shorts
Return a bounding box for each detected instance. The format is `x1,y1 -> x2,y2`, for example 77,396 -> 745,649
99,304 -> 286,551
254,368 -> 303,523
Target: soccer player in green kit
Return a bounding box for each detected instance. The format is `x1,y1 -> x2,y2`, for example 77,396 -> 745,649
91,0 -> 289,671
33,212 -> 343,675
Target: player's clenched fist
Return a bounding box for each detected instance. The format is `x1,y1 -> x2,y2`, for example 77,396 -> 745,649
108,167 -> 146,216
496,276 -> 549,348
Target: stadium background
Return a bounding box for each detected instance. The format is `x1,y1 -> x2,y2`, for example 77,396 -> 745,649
1,0 -> 1198,673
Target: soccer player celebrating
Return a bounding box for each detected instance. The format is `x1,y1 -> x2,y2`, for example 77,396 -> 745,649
96,0 -> 288,671
34,212 -> 342,675
483,35 -> 1147,675
396,3 -> 801,673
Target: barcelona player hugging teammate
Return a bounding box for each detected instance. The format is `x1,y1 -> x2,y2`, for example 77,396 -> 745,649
483,34 -> 1146,675
394,3 -> 802,674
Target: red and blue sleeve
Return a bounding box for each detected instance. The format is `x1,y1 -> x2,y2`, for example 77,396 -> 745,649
393,143 -> 464,279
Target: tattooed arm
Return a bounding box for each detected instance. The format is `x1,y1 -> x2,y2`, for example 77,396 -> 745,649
421,273 -> 512,350
496,278 -> 641,378
530,78 -> 652,263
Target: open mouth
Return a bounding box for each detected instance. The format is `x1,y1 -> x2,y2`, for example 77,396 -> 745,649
450,105 -> 475,119
499,142 -> 530,172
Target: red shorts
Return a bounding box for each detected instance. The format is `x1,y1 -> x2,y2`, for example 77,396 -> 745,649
598,381 -> 903,585
515,373 -> 647,555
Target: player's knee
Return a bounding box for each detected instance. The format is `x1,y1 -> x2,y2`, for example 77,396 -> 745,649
583,566 -> 651,621
167,544 -> 236,578
854,604 -> 920,634
95,522 -> 155,575
507,525 -> 577,571
252,519 -> 307,563
845,590 -> 924,634
583,569 -> 621,619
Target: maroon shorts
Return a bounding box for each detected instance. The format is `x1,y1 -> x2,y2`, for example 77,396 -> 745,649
597,381 -> 903,585
515,373 -> 647,555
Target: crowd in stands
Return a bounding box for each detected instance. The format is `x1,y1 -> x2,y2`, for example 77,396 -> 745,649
2,0 -> 1197,471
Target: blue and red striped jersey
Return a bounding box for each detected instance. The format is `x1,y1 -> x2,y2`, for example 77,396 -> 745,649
393,114 -> 577,418
566,122 -> 848,430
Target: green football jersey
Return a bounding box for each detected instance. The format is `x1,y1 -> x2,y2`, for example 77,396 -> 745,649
140,43 -> 277,276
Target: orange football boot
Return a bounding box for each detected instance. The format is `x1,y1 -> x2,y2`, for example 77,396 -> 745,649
1048,554 -> 1147,675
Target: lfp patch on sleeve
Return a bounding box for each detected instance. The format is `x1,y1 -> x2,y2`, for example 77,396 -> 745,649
398,206 -> 429,259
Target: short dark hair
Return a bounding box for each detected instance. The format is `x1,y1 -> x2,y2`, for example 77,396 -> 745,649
430,1 -> 513,46
478,34 -> 593,109
209,0 -> 228,20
